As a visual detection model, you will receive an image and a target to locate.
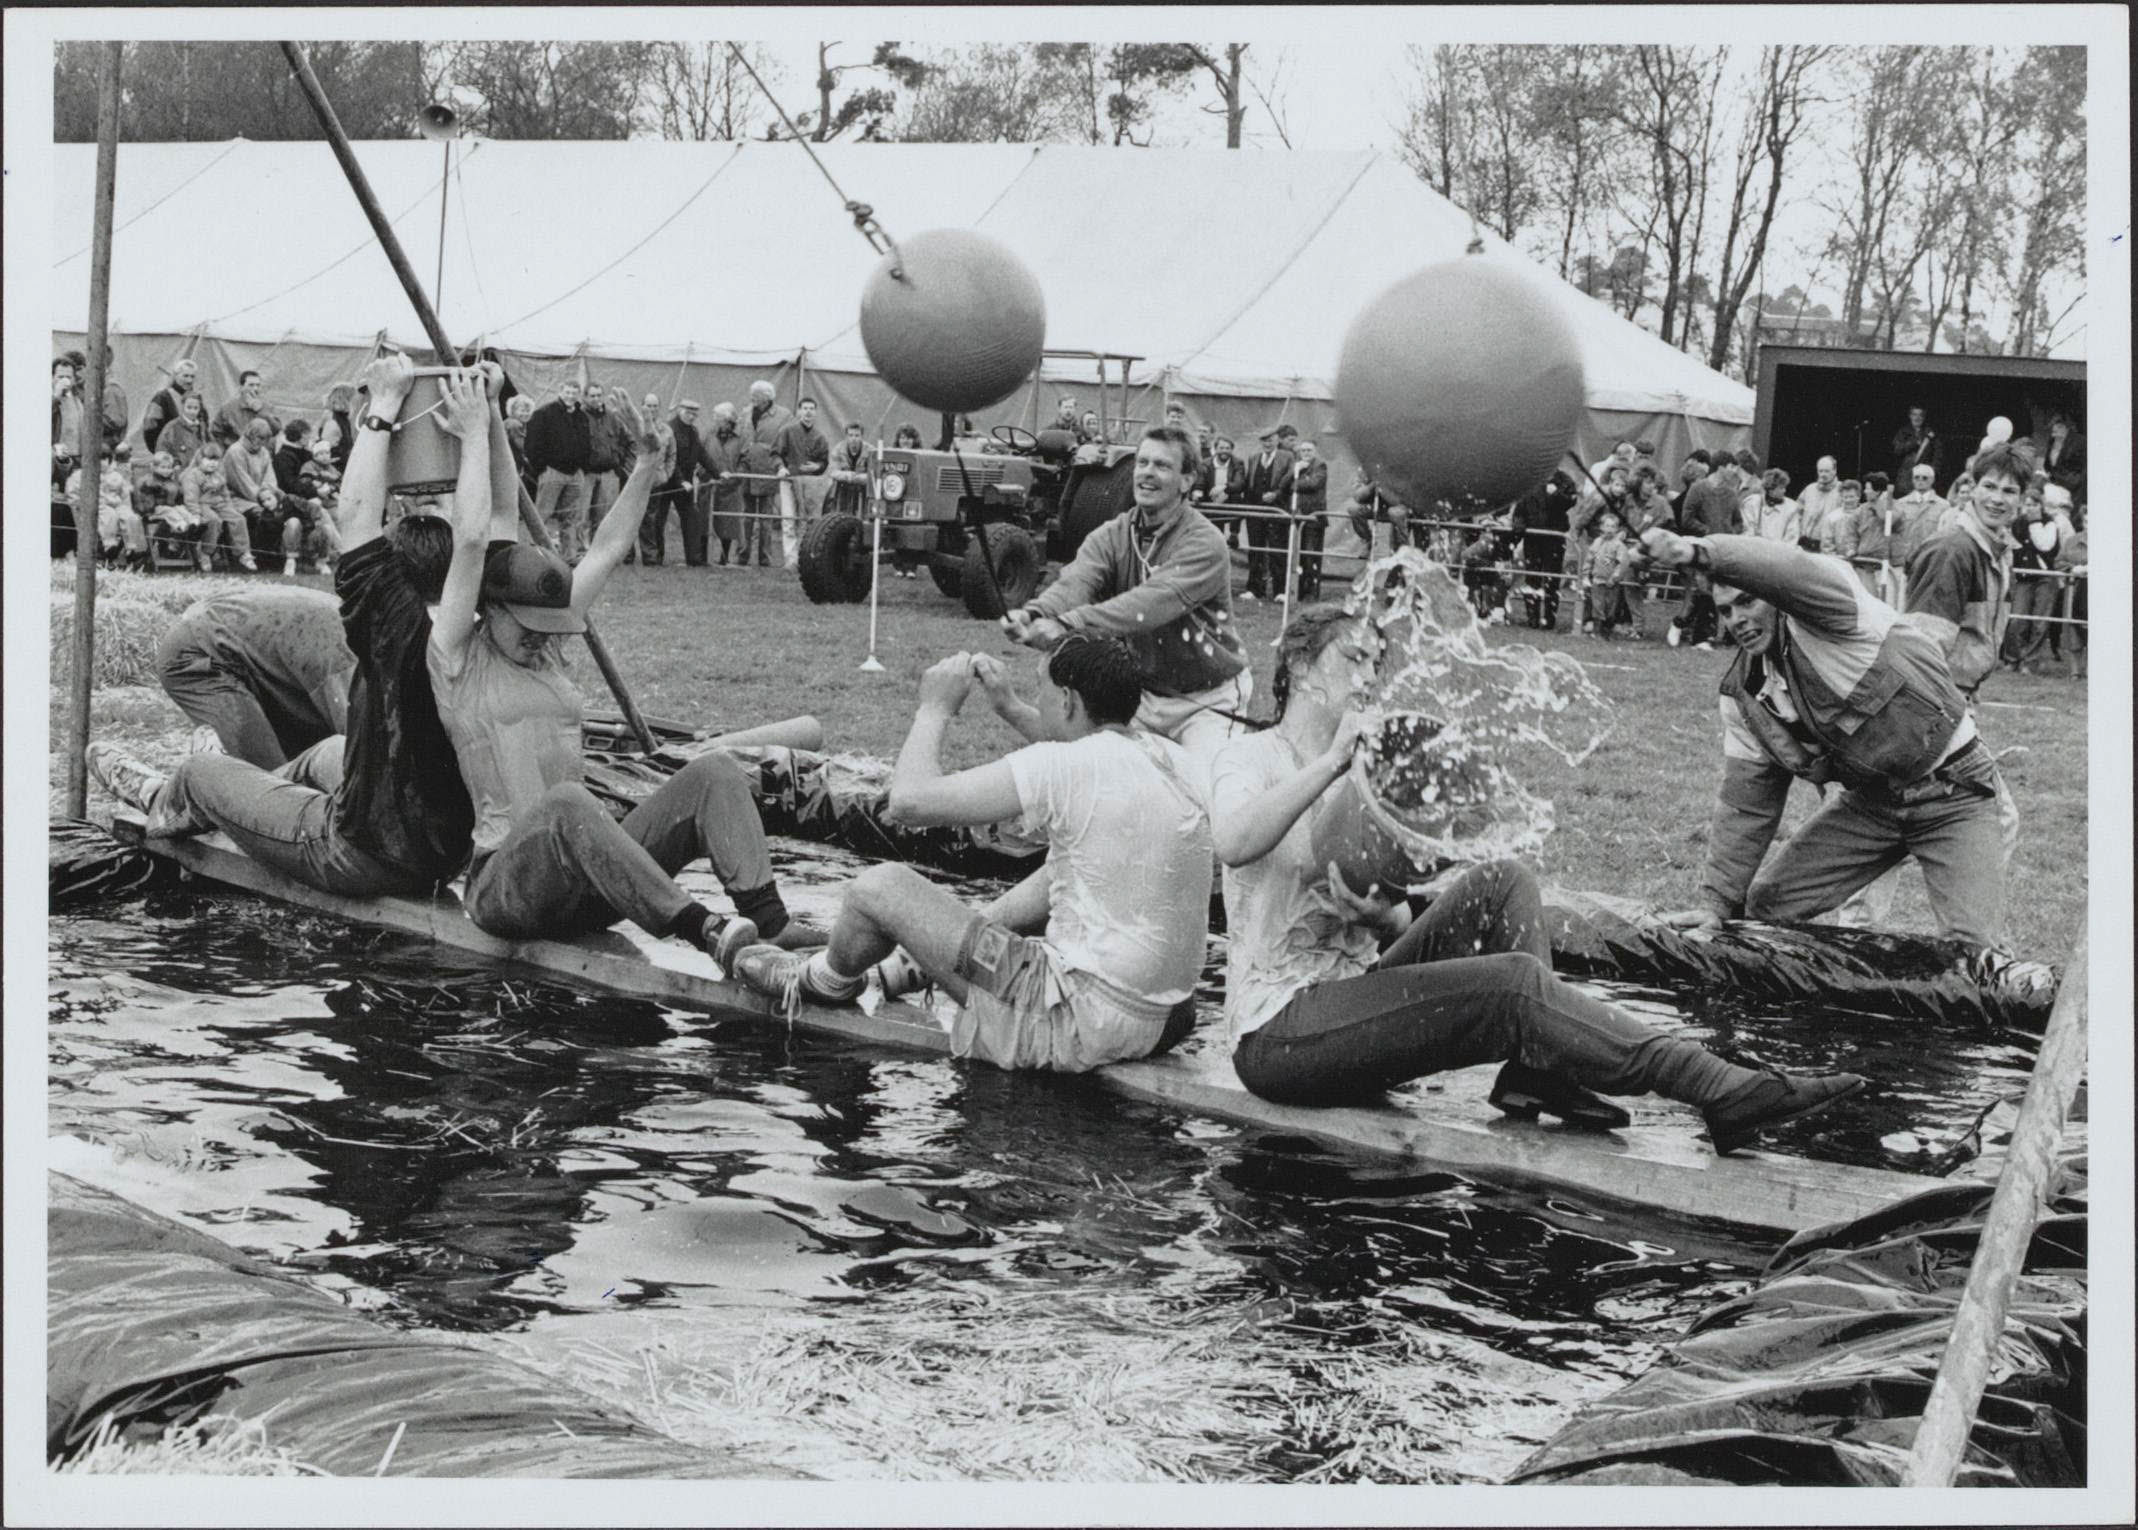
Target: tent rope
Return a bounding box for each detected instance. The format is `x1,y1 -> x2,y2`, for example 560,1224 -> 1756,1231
451,139 -> 499,338
490,143 -> 745,338
206,170 -> 450,327
723,43 -> 904,275
53,138 -> 244,268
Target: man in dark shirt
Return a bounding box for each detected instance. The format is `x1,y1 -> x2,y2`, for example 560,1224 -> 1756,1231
641,398 -> 721,567
139,358 -> 200,455
1890,405 -> 1941,488
1239,427 -> 1296,601
1510,469 -> 1577,630
89,353 -> 480,896
525,380 -> 594,563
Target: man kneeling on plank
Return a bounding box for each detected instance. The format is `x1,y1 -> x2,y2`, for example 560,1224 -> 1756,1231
424,369 -> 811,963
1210,605 -> 1867,1156
729,637 -> 1213,1074
88,353 -> 476,897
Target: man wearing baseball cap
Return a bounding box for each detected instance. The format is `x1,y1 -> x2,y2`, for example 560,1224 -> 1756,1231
426,371 -> 812,965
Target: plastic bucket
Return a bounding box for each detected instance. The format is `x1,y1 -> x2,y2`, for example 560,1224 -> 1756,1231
1310,712 -> 1494,896
385,367 -> 464,495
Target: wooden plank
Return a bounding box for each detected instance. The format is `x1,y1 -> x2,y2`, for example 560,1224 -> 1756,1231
111,817 -> 1946,1238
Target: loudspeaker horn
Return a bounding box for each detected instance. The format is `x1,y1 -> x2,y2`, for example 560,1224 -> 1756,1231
418,102 -> 459,141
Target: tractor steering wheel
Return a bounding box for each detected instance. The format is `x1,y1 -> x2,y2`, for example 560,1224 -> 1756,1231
992,424 -> 1040,455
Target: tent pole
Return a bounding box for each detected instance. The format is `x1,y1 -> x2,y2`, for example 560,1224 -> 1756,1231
279,40 -> 658,755
67,42 -> 123,819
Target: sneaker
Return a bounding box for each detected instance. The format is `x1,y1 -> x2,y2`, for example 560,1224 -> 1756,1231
283,554 -> 299,576
872,948 -> 927,1000
1580,621 -> 1595,635
1703,1070 -> 1867,1156
700,913 -> 759,971
729,943 -> 862,1020
86,742 -> 198,836
1239,591 -> 1260,604
238,554 -> 259,572
187,726 -> 224,756
1489,1061 -> 1631,1132
1666,624 -> 1682,649
769,918 -> 832,951
1693,640 -> 1715,653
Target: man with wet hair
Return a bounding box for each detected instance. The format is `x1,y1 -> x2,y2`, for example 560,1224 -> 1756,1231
729,635 -> 1215,1074
1002,424 -> 1249,764
89,352 -> 480,899
1640,525 -> 2010,951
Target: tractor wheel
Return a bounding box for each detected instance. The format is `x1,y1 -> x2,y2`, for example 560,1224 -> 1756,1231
797,513 -> 872,604
1055,455 -> 1137,563
928,554 -> 964,598
962,525 -> 1042,619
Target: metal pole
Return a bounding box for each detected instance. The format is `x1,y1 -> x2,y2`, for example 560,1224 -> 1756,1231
1902,928 -> 2089,1486
859,440 -> 886,674
66,42 -> 123,819
279,41 -> 657,755
434,136 -> 450,319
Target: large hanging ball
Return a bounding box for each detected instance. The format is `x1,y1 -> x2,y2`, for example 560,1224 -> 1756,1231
860,229 -> 1046,416
1335,257 -> 1586,513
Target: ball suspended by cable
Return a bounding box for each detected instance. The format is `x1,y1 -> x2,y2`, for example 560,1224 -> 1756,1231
1334,255 -> 1586,514
860,229 -> 1046,416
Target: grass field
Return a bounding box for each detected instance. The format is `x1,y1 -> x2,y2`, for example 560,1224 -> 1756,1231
52,550 -> 2089,960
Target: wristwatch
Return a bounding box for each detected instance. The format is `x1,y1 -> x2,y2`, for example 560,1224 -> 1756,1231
361,414 -> 395,433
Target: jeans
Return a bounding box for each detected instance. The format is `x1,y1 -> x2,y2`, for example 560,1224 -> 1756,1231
534,469 -> 588,563
584,470 -> 620,536
639,484 -> 708,566
746,494 -> 780,564
198,500 -> 253,565
2002,570 -> 2061,664
1232,862 -> 1755,1109
1747,767 -> 2011,950
463,753 -> 777,942
160,739 -> 430,897
160,650 -> 343,772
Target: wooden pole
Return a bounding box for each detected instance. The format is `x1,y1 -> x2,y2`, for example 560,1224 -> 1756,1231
1901,927 -> 2089,1486
278,41 -> 658,755
66,43 -> 124,818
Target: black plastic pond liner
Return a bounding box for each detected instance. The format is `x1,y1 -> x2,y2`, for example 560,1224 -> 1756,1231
49,817 -> 190,907
47,1173 -> 808,1479
1508,1162 -> 2088,1488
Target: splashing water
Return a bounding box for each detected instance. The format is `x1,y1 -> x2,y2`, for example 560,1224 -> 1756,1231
1341,546 -> 1614,869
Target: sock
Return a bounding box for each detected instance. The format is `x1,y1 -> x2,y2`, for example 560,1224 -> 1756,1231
668,900 -> 724,952
801,950 -> 866,1002
731,882 -> 791,941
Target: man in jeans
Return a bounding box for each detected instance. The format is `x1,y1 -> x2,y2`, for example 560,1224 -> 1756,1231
88,352 -> 478,898
1644,528 -> 2011,951
582,384 -> 633,543
524,380 -> 593,562
729,637 -> 1213,1075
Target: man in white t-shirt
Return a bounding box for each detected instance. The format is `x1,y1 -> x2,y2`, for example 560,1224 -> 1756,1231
729,636 -> 1214,1073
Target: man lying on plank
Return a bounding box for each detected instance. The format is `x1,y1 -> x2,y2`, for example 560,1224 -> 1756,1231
424,370 -> 816,963
729,637 -> 1213,1074
88,353 -> 476,897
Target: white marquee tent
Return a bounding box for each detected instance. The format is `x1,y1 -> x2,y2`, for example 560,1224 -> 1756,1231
53,139 -> 1754,480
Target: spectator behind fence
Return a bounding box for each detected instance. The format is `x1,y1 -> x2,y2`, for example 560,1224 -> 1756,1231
2003,481 -> 2073,674
1588,439 -> 1637,484
1749,468 -> 1801,545
1567,461 -> 1630,633
1195,434 -> 1246,515
773,396 -> 832,567
1669,450 -> 1711,526
1240,427 -> 1297,603
583,385 -> 635,543
53,357 -> 86,460
524,380 -> 593,563
829,421 -> 872,518
2029,409 -> 2084,499
1844,471 -> 1906,603
1817,479 -> 1861,555
1798,457 -> 1843,549
1511,468 -> 1576,632
1291,439 -> 1330,599
642,397 -> 720,568
68,449 -> 145,567
136,449 -> 203,564
183,441 -> 251,571
321,385 -> 359,475
2054,497 -> 2087,678
742,380 -> 794,569
504,395 -> 534,487
212,369 -> 280,448
705,402 -> 751,568
1583,510 -> 1637,639
140,358 -> 201,456
155,390 -> 211,470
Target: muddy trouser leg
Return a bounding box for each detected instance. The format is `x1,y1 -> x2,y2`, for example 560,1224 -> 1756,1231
1744,786 -> 1913,929
1901,777 -> 2012,951
1375,860 -> 1553,970
613,751 -> 784,931
158,649 -> 290,769
159,741 -> 410,897
1232,947 -> 1758,1109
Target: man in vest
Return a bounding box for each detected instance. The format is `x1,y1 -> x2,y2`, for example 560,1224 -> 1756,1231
1640,528 -> 2011,952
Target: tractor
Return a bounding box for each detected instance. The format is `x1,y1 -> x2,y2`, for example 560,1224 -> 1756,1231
796,422 -> 1140,618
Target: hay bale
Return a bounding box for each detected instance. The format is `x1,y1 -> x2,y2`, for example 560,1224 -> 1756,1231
48,558 -> 255,615
49,593 -> 174,691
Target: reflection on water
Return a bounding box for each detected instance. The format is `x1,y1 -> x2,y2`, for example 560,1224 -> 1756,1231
47,875 -> 2040,1478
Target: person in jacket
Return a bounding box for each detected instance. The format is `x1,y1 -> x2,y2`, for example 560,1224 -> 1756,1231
1583,510 -> 1635,638
641,399 -> 721,567
1644,528 -> 2011,951
1239,428 -> 1297,601
2001,481 -> 2070,673
1206,605 -> 1867,1154
182,441 -> 251,571
155,390 -> 211,470
225,418 -> 301,570
1843,471 -> 1910,603
773,396 -> 832,565
139,358 -> 200,456
582,385 -> 635,543
704,403 -> 751,567
741,381 -> 795,568
523,381 -> 594,562
1002,425 -> 1248,766
212,369 -> 281,448
1890,404 -> 1941,487
1905,442 -> 2027,701
135,449 -> 202,564
1748,468 -> 1802,545
828,421 -> 872,518
69,450 -> 145,567
2029,410 -> 2084,499
1290,439 -> 1331,598
1510,469 -> 1576,631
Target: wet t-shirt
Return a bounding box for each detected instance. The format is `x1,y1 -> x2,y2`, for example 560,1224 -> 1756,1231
332,539 -> 474,879
1209,729 -> 1383,1042
1005,730 -> 1213,1017
162,587 -> 353,738
428,620 -> 585,860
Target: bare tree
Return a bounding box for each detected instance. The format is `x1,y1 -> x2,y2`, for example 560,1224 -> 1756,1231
1530,46 -> 1627,280
431,42 -> 654,139
641,42 -> 777,141
1395,44 -> 1470,199
2004,46 -> 2085,355
1822,47 -> 1951,339
897,44 -> 1085,143
1922,51 -> 2027,352
1182,43 -> 1251,147
1243,47 -> 1295,148
1615,46 -> 1725,347
1705,45 -> 1832,371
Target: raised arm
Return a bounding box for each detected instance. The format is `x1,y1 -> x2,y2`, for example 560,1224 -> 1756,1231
970,653 -> 1044,743
336,353 -> 415,553
1210,713 -> 1366,867
569,389 -> 671,616
428,369 -> 496,669
885,656 -> 1024,828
